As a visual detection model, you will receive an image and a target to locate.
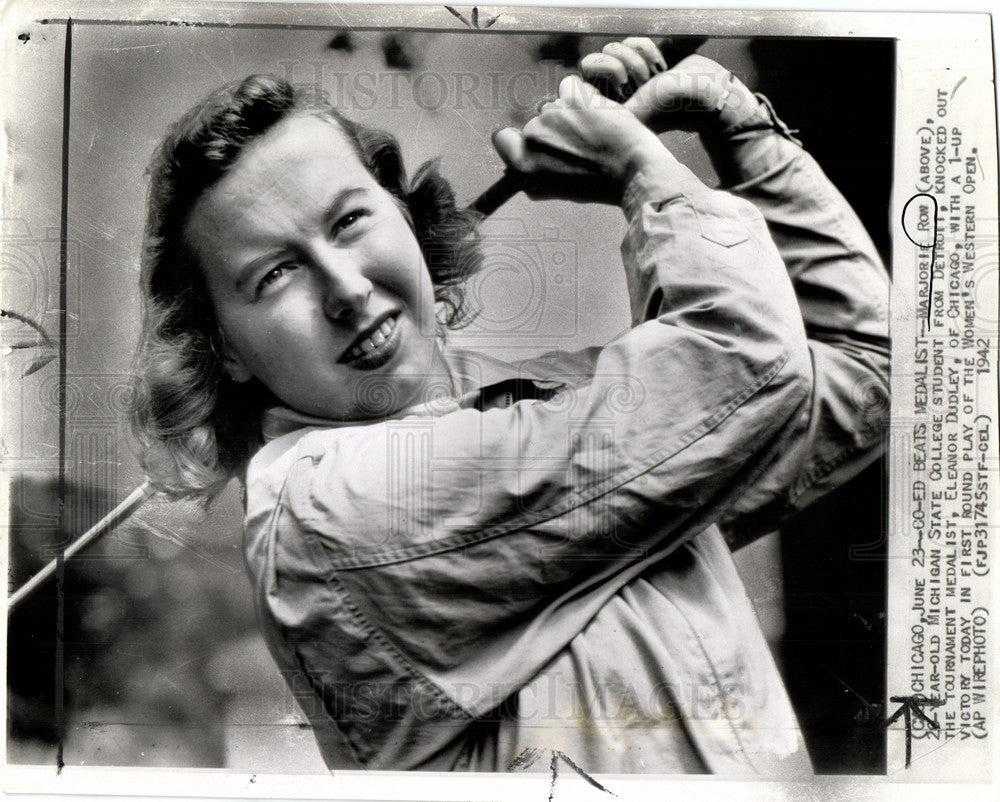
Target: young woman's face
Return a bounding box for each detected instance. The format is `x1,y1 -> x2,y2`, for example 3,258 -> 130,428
184,113 -> 444,421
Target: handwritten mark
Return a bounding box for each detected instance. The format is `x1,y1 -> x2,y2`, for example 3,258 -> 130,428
444,6 -> 499,29
509,748 -> 617,799
884,694 -> 945,768
1,308 -> 59,376
950,76 -> 966,101
900,193 -> 939,330
1,308 -> 55,347
508,746 -> 546,771
973,146 -> 985,178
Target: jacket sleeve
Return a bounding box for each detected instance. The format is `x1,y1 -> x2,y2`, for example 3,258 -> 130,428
244,155 -> 820,765
706,97 -> 892,545
262,154 -> 813,636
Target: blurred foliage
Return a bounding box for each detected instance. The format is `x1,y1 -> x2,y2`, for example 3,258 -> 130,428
7,476 -> 255,766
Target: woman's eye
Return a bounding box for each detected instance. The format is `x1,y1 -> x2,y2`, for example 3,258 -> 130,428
334,209 -> 367,235
255,263 -> 295,297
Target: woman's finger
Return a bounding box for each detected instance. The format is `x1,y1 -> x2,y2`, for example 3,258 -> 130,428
558,74 -> 604,107
621,37 -> 667,73
534,96 -> 566,115
579,39 -> 667,103
579,53 -> 628,99
602,42 -> 651,88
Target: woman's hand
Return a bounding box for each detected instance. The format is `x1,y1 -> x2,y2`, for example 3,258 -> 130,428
580,39 -> 760,134
491,74 -> 672,205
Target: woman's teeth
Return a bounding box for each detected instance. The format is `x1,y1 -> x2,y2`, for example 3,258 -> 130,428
349,318 -> 396,360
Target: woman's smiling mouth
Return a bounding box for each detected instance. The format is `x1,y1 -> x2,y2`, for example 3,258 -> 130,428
339,312 -> 402,369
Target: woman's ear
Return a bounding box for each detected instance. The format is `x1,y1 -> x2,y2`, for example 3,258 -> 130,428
221,347 -> 253,383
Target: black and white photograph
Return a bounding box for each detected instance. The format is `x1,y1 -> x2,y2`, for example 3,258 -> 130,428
1,3 -> 996,800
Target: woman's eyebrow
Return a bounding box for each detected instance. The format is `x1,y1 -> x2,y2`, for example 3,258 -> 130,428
235,249 -> 288,291
322,186 -> 370,226
234,187 -> 372,289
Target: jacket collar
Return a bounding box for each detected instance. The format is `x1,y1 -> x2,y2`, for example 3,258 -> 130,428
260,346 -> 546,443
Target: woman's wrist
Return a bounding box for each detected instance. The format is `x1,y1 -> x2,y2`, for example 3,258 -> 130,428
717,89 -> 802,145
620,146 -> 707,219
619,134 -> 677,192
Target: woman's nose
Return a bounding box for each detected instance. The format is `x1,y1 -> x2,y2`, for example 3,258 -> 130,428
317,254 -> 373,321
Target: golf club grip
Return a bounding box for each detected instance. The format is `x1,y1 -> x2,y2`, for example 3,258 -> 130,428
467,171 -> 521,218
467,96 -> 662,218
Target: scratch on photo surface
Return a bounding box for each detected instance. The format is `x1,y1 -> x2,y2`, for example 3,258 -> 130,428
887,727 -> 960,778
201,49 -> 228,83
974,149 -> 986,176
413,107 -> 428,143
132,518 -> 240,573
450,106 -> 482,138
103,43 -> 165,52
825,666 -> 872,707
908,731 -> 961,767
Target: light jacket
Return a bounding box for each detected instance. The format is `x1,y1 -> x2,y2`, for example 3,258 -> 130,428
242,97 -> 890,774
